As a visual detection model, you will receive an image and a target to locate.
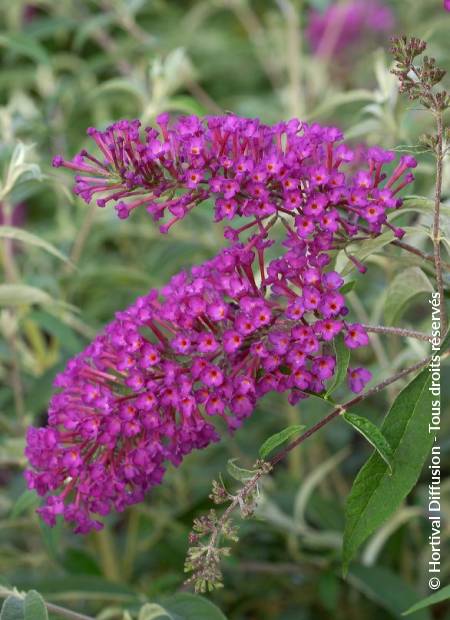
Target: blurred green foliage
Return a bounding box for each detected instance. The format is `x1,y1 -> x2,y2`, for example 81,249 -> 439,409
0,1 -> 449,618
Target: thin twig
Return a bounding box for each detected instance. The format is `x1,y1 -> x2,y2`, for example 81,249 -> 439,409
362,324 -> 431,342
391,238 -> 450,268
432,109 -> 448,336
270,354 -> 431,467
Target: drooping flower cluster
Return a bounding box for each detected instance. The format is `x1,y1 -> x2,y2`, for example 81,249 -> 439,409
53,114 -> 416,256
306,0 -> 394,58
27,113 -> 417,532
25,239 -> 372,532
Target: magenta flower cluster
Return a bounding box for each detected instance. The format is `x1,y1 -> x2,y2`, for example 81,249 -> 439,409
53,114 -> 414,248
307,0 -> 394,57
26,113 -> 416,532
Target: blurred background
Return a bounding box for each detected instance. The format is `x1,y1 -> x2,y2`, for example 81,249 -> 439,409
0,1 -> 449,618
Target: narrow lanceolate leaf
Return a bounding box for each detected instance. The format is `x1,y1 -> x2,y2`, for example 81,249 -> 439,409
0,226 -> 71,264
0,284 -> 53,307
384,267 -> 433,326
342,332 -> 449,572
325,334 -> 350,397
226,459 -> 254,482
342,412 -> 394,474
337,230 -> 395,276
403,584 -> 450,616
0,596 -> 24,620
259,425 -> 305,460
339,280 -> 356,295
24,591 -> 48,620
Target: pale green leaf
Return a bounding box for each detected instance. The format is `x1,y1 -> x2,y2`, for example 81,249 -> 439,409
0,227 -> 71,264
0,596 -> 24,620
259,425 -> 305,460
343,412 -> 394,473
24,591 -> 48,620
337,230 -> 395,276
325,334 -> 350,397
403,584 -> 450,615
393,195 -> 450,219
226,459 -> 254,482
138,603 -> 172,620
384,267 -> 433,325
0,285 -> 54,307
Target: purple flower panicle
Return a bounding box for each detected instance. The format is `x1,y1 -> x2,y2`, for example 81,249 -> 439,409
25,238 -> 370,533
53,114 -> 415,248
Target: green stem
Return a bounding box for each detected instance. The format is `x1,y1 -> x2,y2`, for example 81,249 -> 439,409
432,109 -> 448,337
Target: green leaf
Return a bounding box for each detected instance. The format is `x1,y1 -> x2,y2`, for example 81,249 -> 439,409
342,412 -> 394,473
0,285 -> 54,307
39,516 -> 63,562
0,227 -> 71,264
337,230 -> 395,276
403,584 -> 450,615
28,311 -> 83,354
325,334 -> 350,397
161,593 -> 227,620
166,96 -> 207,116
384,267 -> 433,325
138,604 -> 171,620
259,425 -> 305,460
349,565 -> 430,620
226,459 -> 254,482
342,332 -> 449,572
393,195 -> 450,220
340,280 -> 356,295
61,548 -> 102,576
24,591 -> 48,620
10,490 -> 39,519
0,596 -> 24,620
0,33 -> 49,65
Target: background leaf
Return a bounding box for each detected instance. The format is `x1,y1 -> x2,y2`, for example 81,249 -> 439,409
0,226 -> 71,264
349,565 -> 430,620
384,267 -> 433,325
